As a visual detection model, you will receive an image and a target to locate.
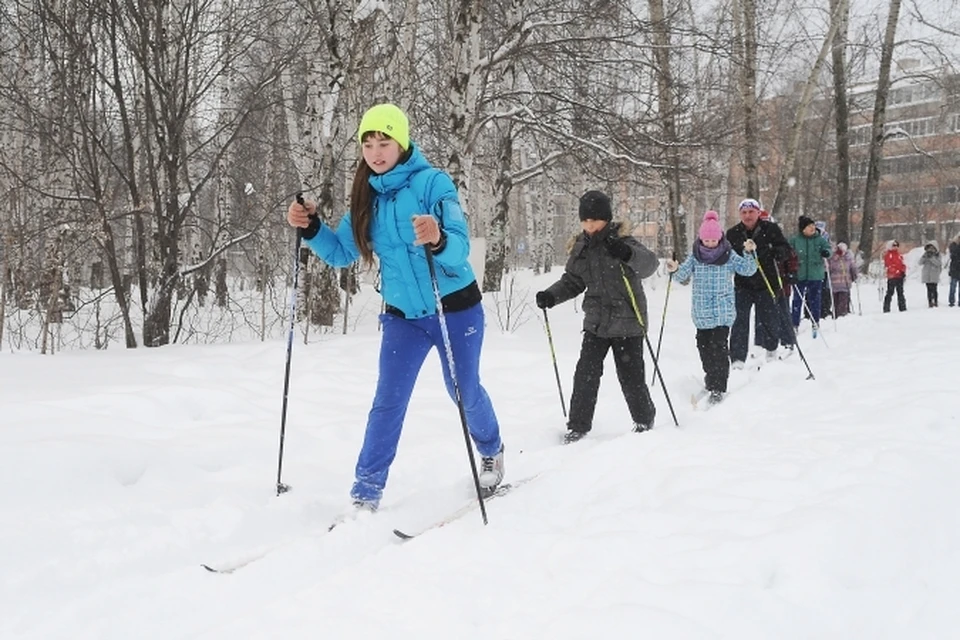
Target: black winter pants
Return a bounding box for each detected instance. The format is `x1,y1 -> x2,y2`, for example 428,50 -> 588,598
926,282 -> 938,307
568,332 -> 656,433
697,326 -> 731,393
884,277 -> 906,312
730,288 -> 780,362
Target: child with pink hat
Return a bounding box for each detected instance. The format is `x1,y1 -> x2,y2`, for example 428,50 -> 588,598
666,211 -> 758,405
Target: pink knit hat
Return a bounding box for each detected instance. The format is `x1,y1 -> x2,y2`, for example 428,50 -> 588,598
699,211 -> 723,241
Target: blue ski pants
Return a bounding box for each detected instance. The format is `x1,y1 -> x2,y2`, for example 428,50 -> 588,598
351,302 -> 501,503
791,280 -> 823,327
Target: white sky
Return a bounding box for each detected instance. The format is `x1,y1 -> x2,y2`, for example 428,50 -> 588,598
2,255 -> 958,639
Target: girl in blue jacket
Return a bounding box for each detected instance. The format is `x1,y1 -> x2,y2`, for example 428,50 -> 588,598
667,211 -> 757,404
286,104 -> 503,510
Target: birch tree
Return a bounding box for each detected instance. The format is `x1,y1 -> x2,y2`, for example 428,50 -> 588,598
768,1 -> 844,220
648,0 -> 687,257
734,0 -> 761,199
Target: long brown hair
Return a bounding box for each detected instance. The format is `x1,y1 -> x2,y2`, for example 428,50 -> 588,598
349,157 -> 376,268
350,131 -> 410,268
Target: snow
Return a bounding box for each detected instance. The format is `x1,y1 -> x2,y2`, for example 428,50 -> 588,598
2,268 -> 959,639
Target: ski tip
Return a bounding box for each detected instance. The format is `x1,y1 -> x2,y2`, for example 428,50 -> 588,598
201,563 -> 224,574
393,528 -> 415,541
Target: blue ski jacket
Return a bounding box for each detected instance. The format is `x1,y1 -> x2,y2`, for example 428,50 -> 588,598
304,144 -> 475,318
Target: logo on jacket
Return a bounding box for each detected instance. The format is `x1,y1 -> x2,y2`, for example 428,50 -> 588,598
464,325 -> 477,337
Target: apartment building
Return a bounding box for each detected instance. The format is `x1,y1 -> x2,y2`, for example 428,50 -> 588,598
727,60 -> 960,257
846,61 -> 960,252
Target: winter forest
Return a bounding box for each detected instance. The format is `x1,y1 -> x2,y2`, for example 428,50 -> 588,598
1,0 -> 958,352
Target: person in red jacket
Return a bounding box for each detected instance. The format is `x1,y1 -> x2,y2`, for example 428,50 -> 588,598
883,240 -> 907,313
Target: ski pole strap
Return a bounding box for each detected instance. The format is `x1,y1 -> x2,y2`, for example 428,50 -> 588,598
619,264 -> 645,330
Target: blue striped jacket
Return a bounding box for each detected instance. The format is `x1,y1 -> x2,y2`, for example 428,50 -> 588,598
673,248 -> 757,329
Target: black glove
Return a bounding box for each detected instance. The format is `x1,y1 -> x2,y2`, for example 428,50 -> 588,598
301,215 -> 321,240
820,249 -> 831,258
535,291 -> 556,309
604,236 -> 633,262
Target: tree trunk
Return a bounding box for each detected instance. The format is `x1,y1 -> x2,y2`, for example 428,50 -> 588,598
648,0 -> 687,259
214,0 -> 235,309
142,195 -> 182,347
97,212 -> 139,348
447,0 -> 483,237
483,126 -> 512,292
858,0 -> 902,273
736,0 -> 760,199
830,0 -> 852,243
520,145 -> 539,275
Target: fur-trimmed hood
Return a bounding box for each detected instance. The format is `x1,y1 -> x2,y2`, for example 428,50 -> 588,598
565,220 -> 635,254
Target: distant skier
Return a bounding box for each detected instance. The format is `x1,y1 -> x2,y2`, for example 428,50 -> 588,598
789,216 -> 832,336
918,243 -> 942,308
827,242 -> 858,317
726,198 -> 792,366
883,240 -> 907,313
949,234 -> 960,307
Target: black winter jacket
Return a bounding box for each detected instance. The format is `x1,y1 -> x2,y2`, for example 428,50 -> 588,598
726,220 -> 790,291
949,241 -> 960,279
544,222 -> 659,338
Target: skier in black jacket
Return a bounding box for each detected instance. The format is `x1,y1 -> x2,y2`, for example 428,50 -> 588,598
949,234 -> 960,307
536,190 -> 659,444
725,198 -> 791,365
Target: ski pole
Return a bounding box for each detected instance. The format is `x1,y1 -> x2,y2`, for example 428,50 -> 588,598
792,283 -> 829,348
542,308 -> 567,417
755,258 -> 816,380
651,253 -> 675,385
275,192 -> 308,496
423,223 -> 488,525
772,262 -> 796,348
620,265 -> 679,427
824,258 -> 837,331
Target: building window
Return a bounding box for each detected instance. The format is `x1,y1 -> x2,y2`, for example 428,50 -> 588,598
885,117 -> 938,139
889,82 -> 941,107
850,125 -> 872,146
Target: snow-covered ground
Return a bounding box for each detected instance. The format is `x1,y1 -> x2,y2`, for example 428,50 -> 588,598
2,267 -> 958,639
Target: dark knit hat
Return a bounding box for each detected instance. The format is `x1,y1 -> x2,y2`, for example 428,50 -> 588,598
578,190 -> 612,222
798,215 -> 816,232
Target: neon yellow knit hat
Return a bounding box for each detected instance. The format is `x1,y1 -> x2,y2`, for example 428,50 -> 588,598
356,103 -> 410,151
